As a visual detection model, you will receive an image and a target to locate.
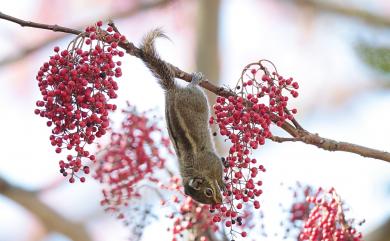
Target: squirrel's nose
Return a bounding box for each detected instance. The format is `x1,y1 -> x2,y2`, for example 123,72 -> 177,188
213,194 -> 223,204
212,180 -> 223,204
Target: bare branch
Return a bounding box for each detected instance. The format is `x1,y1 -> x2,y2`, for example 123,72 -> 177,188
291,0 -> 390,27
0,0 -> 173,66
1,13 -> 390,163
0,176 -> 92,241
284,107 -> 304,130
271,129 -> 390,163
0,11 -> 81,34
297,130 -> 390,162
269,136 -> 299,143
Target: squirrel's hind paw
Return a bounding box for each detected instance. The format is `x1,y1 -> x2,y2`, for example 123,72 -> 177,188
191,72 -> 204,85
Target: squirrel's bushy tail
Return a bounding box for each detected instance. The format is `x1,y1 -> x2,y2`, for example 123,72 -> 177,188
139,28 -> 175,91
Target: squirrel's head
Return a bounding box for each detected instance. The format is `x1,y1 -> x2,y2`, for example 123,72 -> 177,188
184,176 -> 223,205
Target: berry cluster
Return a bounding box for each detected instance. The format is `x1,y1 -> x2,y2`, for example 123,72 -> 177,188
255,183 -> 364,240
162,178 -> 218,241
34,21 -> 125,182
290,185 -> 314,223
298,188 -> 363,241
210,60 -> 299,236
95,104 -> 171,215
95,105 -> 220,241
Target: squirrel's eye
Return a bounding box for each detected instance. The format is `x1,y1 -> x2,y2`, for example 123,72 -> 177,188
204,188 -> 213,197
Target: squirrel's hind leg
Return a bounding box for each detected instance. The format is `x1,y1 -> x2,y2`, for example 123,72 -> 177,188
190,72 -> 204,86
175,72 -> 208,114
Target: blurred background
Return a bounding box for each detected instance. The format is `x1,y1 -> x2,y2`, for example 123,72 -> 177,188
0,0 -> 390,241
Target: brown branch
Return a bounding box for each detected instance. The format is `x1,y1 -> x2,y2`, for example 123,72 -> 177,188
0,0 -> 173,66
299,131 -> 390,162
270,129 -> 390,163
269,136 -> 299,143
0,176 -> 92,241
0,11 -> 82,34
291,0 -> 390,27
1,13 -> 390,164
284,107 -> 304,130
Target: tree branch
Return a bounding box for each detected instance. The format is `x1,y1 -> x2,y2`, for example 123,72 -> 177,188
1,12 -> 389,163
290,0 -> 390,27
269,136 -> 298,143
270,129 -> 390,163
300,131 -> 390,162
0,0 -> 173,66
0,11 -> 81,34
0,176 -> 92,241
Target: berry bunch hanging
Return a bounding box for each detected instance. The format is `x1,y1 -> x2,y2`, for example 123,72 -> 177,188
298,188 -> 363,241
95,103 -> 171,215
34,21 -> 125,182
164,188 -> 218,241
95,104 -> 217,241
210,60 -> 299,236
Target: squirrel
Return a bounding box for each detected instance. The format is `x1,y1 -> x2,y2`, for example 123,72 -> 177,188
139,29 -> 225,205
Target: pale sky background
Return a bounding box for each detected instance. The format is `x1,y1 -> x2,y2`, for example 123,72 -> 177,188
0,0 -> 389,241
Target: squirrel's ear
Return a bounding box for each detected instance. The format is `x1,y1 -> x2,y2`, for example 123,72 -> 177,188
188,178 -> 203,190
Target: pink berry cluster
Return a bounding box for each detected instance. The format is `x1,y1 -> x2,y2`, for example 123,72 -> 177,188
95,105 -> 220,240
95,103 -> 171,215
209,60 -> 299,236
256,183 -> 363,240
161,176 -> 254,241
34,21 -> 125,182
298,187 -> 363,241
113,172 -> 213,241
161,177 -> 218,241
290,185 -> 313,222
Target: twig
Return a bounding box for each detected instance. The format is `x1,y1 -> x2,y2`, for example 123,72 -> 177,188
0,176 -> 92,241
271,129 -> 390,163
270,136 -> 299,143
290,0 -> 390,27
284,107 -> 304,130
107,20 -> 121,34
0,0 -> 173,66
1,13 -> 390,164
0,11 -> 81,34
